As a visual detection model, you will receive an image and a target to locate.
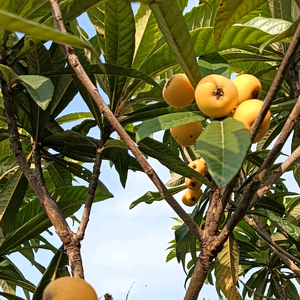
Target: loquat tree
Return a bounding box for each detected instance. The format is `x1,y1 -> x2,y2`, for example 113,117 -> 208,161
0,0 -> 300,299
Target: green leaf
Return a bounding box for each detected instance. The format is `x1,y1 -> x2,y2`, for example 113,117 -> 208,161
0,9 -> 96,54
150,0 -> 201,87
0,64 -> 21,86
136,112 -> 204,143
32,246 -> 70,300
47,163 -> 72,189
0,197 -> 82,256
140,24 -> 276,77
122,102 -> 200,126
50,76 -> 78,119
26,42 -> 53,75
129,185 -> 185,209
105,0 -> 135,111
0,292 -> 25,300
0,258 -> 35,292
19,75 -> 54,111
42,154 -> 113,199
214,0 -> 268,49
258,16 -> 299,51
42,130 -> 96,147
215,235 -> 242,300
184,0 -> 218,30
269,0 -> 291,21
72,75 -> 102,128
198,52 -> 231,78
55,112 -> 94,125
132,4 -> 161,69
238,2 -> 272,24
195,118 -> 251,188
109,147 -> 128,188
133,134 -> 211,187
44,64 -> 160,89
251,209 -> 300,243
0,168 -> 28,240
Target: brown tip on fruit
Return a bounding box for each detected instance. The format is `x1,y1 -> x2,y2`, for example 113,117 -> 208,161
191,182 -> 196,187
165,77 -> 173,88
213,87 -> 224,100
191,197 -> 196,202
252,90 -> 259,99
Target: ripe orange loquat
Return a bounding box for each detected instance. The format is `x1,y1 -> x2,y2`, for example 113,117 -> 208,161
195,74 -> 238,119
232,99 -> 271,143
162,74 -> 195,108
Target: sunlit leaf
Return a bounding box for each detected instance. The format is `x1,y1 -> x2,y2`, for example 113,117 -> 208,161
215,235 -> 242,300
214,0 -> 268,48
150,0 -> 201,87
195,118 -> 251,188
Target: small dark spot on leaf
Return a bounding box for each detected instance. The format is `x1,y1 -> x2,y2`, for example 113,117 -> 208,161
219,2 -> 224,7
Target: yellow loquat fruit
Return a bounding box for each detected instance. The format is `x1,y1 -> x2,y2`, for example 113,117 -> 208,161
186,188 -> 202,203
182,191 -> 196,207
162,74 -> 195,108
170,121 -> 203,147
42,277 -> 98,300
232,99 -> 271,143
232,74 -> 262,104
195,74 -> 238,119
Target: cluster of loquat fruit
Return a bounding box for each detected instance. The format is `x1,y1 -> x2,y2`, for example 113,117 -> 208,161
163,73 -> 271,207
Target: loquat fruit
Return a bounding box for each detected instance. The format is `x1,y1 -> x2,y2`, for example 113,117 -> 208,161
170,121 -> 203,147
195,74 -> 238,119
232,99 -> 271,143
188,157 -> 208,175
162,74 -> 195,108
182,191 -> 196,207
42,277 -> 98,300
186,188 -> 202,203
233,74 -> 262,104
185,177 -> 202,190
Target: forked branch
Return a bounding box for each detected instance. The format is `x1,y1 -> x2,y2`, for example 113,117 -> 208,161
49,0 -> 203,242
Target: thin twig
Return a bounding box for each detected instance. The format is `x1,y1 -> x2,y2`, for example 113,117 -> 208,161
250,144 -> 300,207
125,281 -> 135,300
250,21 -> 300,142
244,216 -> 300,272
48,0 -> 203,242
239,278 -> 281,300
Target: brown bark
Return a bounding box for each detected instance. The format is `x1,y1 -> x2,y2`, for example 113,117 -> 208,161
48,0 -> 203,242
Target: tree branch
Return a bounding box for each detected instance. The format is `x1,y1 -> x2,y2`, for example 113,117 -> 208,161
48,0 -> 203,242
2,80 -> 72,244
239,278 -> 281,300
244,216 -> 300,275
250,21 -> 300,142
250,144 -> 300,207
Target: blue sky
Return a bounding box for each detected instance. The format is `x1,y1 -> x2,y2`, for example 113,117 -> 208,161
9,1 -> 300,300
